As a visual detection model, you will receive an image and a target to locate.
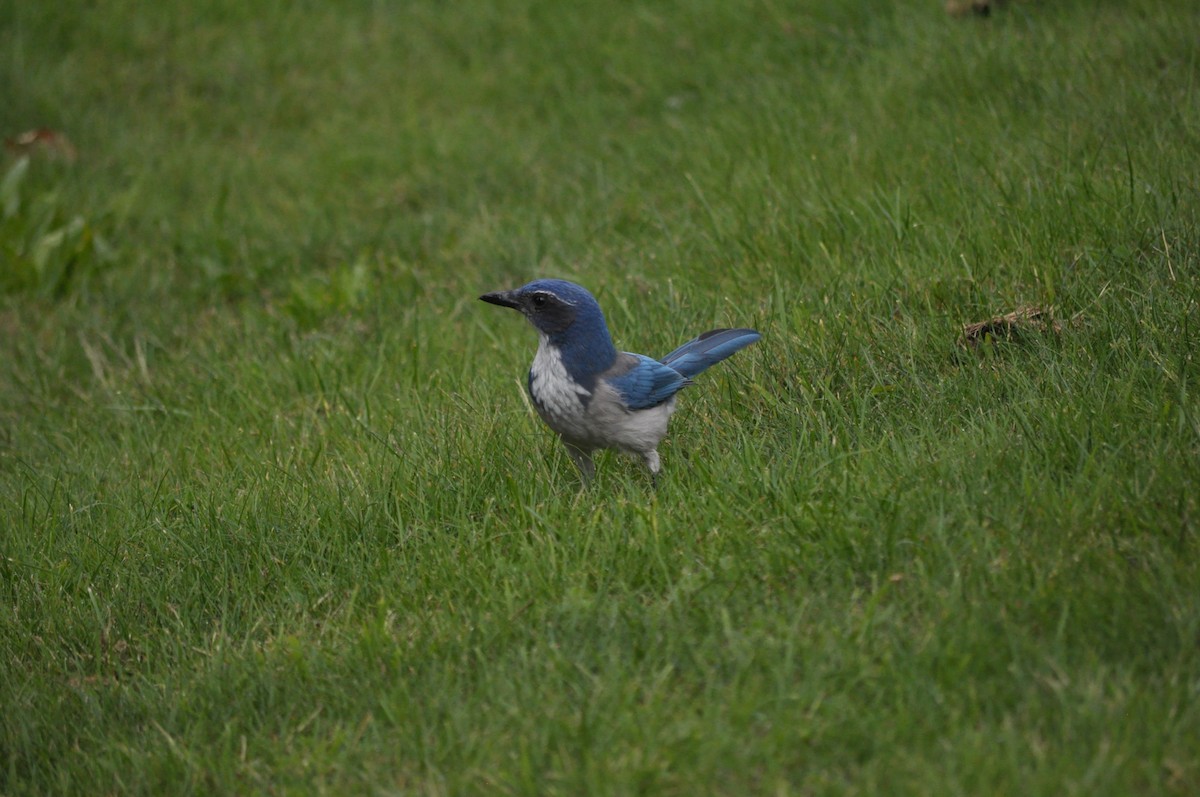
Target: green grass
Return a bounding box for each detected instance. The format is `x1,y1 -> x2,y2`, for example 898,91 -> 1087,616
2,0 -> 1199,793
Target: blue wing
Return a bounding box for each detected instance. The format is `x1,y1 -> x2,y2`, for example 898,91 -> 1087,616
659,328 -> 761,379
604,354 -> 690,410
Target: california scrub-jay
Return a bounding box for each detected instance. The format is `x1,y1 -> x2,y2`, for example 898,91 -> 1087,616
481,279 -> 760,483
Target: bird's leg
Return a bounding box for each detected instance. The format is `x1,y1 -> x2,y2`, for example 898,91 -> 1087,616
563,442 -> 596,486
643,449 -> 661,489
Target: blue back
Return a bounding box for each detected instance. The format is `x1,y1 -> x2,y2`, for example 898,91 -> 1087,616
605,354 -> 691,410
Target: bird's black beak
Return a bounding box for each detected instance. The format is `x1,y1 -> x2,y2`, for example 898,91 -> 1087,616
479,290 -> 521,310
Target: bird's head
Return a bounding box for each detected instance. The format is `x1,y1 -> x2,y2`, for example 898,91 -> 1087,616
479,279 -> 604,339
480,279 -> 618,381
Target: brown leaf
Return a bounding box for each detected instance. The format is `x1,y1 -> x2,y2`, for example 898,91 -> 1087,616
4,128 -> 77,161
960,305 -> 1062,348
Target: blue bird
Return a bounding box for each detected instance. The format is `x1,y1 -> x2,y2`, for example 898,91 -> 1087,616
480,279 -> 760,483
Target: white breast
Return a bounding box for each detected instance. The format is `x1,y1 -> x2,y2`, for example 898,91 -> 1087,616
529,337 -> 590,423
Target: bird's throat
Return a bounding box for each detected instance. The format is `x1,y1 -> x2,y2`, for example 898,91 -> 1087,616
529,336 -> 593,417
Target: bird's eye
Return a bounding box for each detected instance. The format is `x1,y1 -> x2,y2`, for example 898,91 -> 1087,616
532,294 -> 547,307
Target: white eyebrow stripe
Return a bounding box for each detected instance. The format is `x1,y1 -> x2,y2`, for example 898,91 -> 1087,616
534,290 -> 574,306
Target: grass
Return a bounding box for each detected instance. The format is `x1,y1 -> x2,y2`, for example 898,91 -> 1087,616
2,0 -> 1199,793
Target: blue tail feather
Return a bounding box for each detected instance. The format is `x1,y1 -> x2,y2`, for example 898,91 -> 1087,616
659,328 -> 760,378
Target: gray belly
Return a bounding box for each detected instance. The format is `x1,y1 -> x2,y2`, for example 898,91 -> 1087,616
532,380 -> 675,454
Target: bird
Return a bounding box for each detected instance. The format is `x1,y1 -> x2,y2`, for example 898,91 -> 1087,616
480,278 -> 760,484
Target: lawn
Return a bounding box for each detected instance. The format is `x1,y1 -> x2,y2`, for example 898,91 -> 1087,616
2,0 -> 1198,794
